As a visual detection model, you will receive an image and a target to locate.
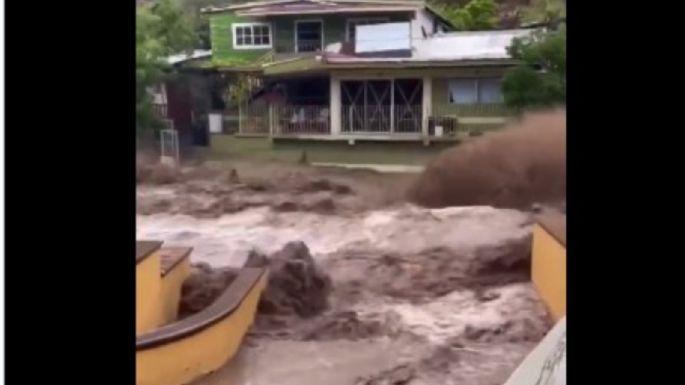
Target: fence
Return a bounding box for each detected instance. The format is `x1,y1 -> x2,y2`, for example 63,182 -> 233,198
160,129 -> 179,165
432,103 -> 511,118
341,105 -> 422,134
237,104 -> 270,136
275,105 -> 330,135
220,102 -> 511,138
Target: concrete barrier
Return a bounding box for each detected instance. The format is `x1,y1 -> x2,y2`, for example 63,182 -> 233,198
136,267 -> 268,385
532,214 -> 566,320
503,317 -> 566,385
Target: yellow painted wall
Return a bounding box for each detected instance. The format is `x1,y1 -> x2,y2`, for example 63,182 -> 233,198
160,259 -> 191,325
136,252 -> 163,335
136,272 -> 267,385
531,224 -> 567,321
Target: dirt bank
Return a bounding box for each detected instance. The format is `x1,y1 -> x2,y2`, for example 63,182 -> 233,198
409,110 -> 566,209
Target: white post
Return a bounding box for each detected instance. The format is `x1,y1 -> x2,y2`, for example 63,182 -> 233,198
330,76 -> 342,136
422,76 -> 432,138
390,79 -> 395,133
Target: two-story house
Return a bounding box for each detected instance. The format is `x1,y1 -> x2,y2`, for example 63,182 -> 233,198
202,0 -> 533,142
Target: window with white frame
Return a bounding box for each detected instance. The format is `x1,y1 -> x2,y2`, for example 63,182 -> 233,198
346,18 -> 389,41
448,78 -> 503,104
233,23 -> 272,49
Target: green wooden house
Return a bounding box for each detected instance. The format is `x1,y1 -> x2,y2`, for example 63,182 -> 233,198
202,0 -> 532,141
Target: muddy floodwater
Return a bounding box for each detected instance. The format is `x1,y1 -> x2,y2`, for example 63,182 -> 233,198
136,158 -> 557,385
137,205 -> 550,385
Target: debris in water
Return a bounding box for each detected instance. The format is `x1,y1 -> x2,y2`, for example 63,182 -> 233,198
178,264 -> 239,319
246,241 -> 332,318
354,364 -> 415,385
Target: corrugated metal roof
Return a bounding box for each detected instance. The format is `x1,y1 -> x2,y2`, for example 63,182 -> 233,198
203,0 -> 423,15
414,29 -> 533,61
324,29 -> 534,64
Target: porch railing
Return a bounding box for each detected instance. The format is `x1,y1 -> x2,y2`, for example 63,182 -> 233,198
227,103 -> 511,137
429,103 -> 511,136
275,105 -> 330,135
274,39 -> 322,54
341,105 -> 423,134
432,103 -> 511,118
238,104 -> 270,136
152,103 -> 168,118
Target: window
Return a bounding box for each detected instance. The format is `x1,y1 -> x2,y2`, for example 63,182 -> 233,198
233,23 -> 272,49
448,78 -> 503,104
295,20 -> 323,52
346,18 -> 389,41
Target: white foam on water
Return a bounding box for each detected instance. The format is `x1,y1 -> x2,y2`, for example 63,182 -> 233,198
136,204 -> 531,267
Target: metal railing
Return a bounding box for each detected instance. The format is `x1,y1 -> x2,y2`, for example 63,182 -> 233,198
432,103 -> 511,117
274,39 -> 323,54
429,103 -> 512,136
275,105 -> 330,135
152,103 -> 168,118
238,104 -> 270,136
341,105 -> 422,134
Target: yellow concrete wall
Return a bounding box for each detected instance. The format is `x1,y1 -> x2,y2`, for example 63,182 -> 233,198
531,224 -> 567,321
136,252 -> 163,335
160,258 -> 191,325
136,272 -> 267,385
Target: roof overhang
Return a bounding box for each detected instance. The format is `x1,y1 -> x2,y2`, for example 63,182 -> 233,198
202,0 -> 424,16
259,54 -> 518,77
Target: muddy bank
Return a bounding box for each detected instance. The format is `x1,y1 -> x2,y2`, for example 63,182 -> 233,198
409,110 -> 566,209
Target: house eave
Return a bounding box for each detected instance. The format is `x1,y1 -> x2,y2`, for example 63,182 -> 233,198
202,0 -> 424,15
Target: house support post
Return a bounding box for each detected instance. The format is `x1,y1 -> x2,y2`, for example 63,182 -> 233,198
422,76 -> 432,145
238,100 -> 243,134
268,102 -> 274,138
330,75 -> 342,136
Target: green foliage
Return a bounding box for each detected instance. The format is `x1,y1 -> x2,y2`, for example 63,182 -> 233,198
225,74 -> 253,104
502,27 -> 566,109
432,0 -> 497,30
136,0 -> 196,131
520,0 -> 566,25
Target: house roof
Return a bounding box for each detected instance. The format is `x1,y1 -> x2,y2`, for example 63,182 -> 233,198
324,29 -> 534,64
202,0 -> 425,16
166,50 -> 212,65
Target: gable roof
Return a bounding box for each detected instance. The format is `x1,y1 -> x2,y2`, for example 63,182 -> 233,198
202,0 -> 425,16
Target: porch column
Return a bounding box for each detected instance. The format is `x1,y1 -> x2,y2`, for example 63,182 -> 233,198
330,76 -> 342,135
422,76 -> 432,137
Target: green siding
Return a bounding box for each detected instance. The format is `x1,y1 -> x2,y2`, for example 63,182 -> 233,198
210,13 -> 271,66
209,11 -> 412,66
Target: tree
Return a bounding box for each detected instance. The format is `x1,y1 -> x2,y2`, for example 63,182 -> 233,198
501,27 -> 566,109
432,0 -> 497,31
177,0 -> 246,49
136,0 -> 196,132
519,0 -> 566,25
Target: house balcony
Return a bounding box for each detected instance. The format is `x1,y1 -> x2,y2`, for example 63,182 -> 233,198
273,39 -> 325,60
